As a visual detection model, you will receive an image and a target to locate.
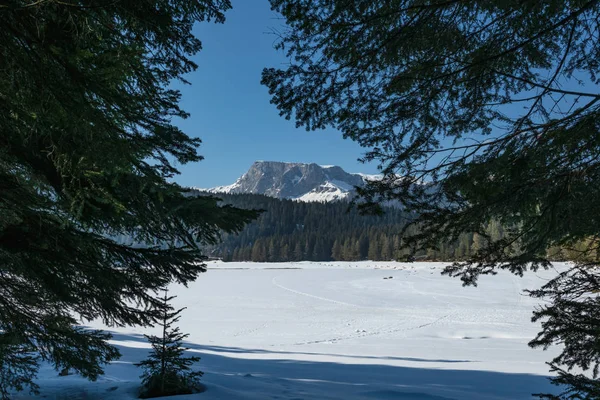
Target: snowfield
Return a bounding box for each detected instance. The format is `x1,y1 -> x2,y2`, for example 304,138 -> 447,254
16,261 -> 564,400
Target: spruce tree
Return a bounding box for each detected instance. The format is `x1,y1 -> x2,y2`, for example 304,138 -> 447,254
293,242 -> 304,261
281,244 -> 290,261
0,332 -> 39,400
332,239 -> 342,261
268,238 -> 280,262
380,236 -> 391,260
136,290 -> 202,398
0,1 -> 258,396
262,1 -> 600,396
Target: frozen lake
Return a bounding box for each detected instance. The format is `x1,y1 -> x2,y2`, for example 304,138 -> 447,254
19,261 -> 564,399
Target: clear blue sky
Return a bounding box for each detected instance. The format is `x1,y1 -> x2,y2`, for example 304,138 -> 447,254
171,0 -> 380,188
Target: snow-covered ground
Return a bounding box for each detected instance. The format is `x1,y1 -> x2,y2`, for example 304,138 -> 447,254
16,261 -> 564,400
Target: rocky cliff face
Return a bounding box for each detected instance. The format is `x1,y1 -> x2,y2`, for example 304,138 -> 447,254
208,161 -> 377,202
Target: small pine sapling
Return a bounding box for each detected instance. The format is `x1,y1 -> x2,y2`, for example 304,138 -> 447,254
136,290 -> 203,398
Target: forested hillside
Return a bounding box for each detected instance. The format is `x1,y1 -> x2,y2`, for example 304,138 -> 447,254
206,193 -> 506,262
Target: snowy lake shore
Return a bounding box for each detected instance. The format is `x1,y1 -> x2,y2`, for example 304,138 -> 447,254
15,261 -> 564,400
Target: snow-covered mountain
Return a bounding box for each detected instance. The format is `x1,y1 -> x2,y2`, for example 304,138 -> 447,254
207,161 -> 380,202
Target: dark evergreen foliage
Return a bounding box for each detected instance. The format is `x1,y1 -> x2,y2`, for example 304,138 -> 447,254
136,291 -> 202,398
0,332 -> 39,399
262,0 -> 600,396
208,193 -> 509,262
0,1 -> 258,397
211,193 -> 407,261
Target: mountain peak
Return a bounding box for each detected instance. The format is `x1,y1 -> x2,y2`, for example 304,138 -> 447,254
208,161 -> 377,202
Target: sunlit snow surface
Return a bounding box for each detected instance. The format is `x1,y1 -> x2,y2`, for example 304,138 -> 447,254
17,261 -> 565,399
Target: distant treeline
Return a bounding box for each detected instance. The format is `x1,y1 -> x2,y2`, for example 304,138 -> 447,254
205,193 -> 508,262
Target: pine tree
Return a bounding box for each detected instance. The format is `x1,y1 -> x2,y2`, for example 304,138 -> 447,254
268,238 -> 280,262
368,236 -> 380,261
393,235 -> 408,260
487,220 -> 505,242
293,242 -> 304,261
136,291 -> 202,398
380,236 -> 391,260
0,1 -> 259,396
342,238 -> 354,261
280,243 -> 290,261
472,233 -> 486,254
251,241 -> 261,262
332,239 -> 342,261
0,332 -> 39,400
358,235 -> 369,260
351,239 -> 361,260
263,1 -> 600,396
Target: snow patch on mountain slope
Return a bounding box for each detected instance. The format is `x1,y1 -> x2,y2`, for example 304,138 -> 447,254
206,173 -> 247,194
294,182 -> 353,202
208,182 -> 240,194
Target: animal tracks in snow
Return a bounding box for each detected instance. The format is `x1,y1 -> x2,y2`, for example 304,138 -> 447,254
271,274 -> 460,346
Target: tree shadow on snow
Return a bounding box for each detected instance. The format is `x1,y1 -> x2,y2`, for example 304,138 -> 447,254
95,331 -> 558,400
109,332 -> 476,363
